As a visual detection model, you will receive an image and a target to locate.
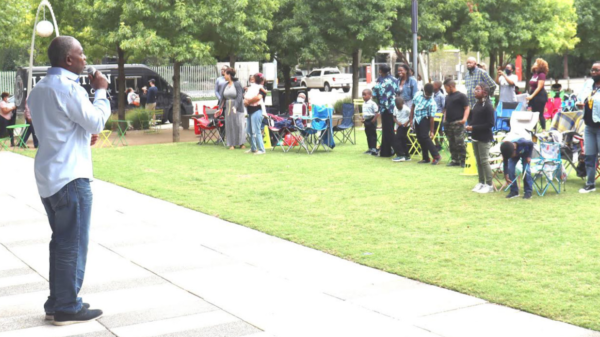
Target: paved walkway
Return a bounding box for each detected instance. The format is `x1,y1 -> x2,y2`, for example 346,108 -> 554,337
0,151 -> 598,337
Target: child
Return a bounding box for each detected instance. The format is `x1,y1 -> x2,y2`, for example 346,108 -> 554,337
361,89 -> 379,156
409,83 -> 442,165
501,138 -> 534,199
392,97 -> 411,162
465,83 -> 495,193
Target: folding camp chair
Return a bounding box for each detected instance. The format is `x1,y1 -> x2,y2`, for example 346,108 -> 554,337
544,110 -> 585,175
333,103 -> 356,145
531,142 -> 566,196
489,154 -> 507,192
407,126 -> 421,156
493,101 -> 522,134
432,113 -> 446,152
297,105 -> 333,154
194,105 -> 225,146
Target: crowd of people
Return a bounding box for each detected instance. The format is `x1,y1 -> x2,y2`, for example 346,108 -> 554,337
364,58 -> 600,198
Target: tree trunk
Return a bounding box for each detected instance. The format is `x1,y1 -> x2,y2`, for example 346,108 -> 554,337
525,52 -> 534,93
563,52 -> 569,79
229,55 -> 236,69
489,50 -> 497,80
117,44 -> 126,133
499,51 -> 504,69
352,49 -> 361,100
282,64 -> 292,109
172,61 -> 181,143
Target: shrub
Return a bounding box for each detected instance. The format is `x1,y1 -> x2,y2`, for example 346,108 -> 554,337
333,97 -> 354,114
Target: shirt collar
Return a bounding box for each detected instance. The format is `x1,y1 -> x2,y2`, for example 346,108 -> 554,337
47,67 -> 81,82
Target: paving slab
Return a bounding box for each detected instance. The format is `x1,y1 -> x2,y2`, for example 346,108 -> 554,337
1,151 -> 599,337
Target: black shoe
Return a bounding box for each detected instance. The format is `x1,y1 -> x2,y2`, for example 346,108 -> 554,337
431,156 -> 442,165
523,192 -> 532,199
446,161 -> 460,167
506,191 -> 519,199
46,303 -> 90,321
363,150 -> 372,155
418,160 -> 431,164
53,307 -> 103,326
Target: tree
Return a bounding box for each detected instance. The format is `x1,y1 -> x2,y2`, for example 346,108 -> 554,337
0,0 -> 32,70
267,0 -> 328,106
205,0 -> 278,67
121,0 -> 217,142
573,0 -> 600,59
311,0 -> 397,99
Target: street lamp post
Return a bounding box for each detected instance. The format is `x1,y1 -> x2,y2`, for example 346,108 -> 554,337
411,0 -> 418,79
27,0 -> 60,97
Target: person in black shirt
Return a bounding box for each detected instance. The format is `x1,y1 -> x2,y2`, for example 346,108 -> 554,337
466,83 -> 495,194
146,79 -> 159,120
443,79 -> 470,167
578,62 -> 600,193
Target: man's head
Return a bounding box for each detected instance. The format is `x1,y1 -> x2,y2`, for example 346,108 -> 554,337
362,88 -> 372,101
443,79 -> 456,94
433,81 -> 442,93
505,64 -> 514,75
423,83 -> 434,98
149,79 -> 155,87
466,57 -> 477,71
221,65 -> 229,76
395,97 -> 404,110
297,92 -> 306,103
1,92 -> 9,101
47,36 -> 87,75
590,62 -> 600,83
501,141 -> 517,160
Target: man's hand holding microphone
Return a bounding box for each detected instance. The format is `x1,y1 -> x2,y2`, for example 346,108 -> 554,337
88,67 -> 109,146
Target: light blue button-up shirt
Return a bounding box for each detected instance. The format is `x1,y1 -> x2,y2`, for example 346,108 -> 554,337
28,67 -> 111,198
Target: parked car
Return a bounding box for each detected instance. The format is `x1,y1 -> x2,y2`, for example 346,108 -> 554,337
291,70 -> 305,88
300,68 -> 351,92
13,64 -> 194,125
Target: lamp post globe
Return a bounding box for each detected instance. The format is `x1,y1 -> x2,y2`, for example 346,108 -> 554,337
36,20 -> 54,37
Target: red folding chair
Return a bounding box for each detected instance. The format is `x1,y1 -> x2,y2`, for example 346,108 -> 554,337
193,105 -> 225,145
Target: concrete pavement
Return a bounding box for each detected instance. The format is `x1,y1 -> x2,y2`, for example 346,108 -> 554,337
0,151 -> 598,337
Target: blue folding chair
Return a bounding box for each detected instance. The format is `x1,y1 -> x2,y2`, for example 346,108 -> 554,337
494,101 -> 523,134
298,105 -> 334,154
333,103 -> 356,145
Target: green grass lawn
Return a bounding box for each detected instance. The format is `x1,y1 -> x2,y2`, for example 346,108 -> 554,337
18,136 -> 600,330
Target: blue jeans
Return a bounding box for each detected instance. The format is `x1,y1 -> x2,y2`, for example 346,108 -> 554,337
40,178 -> 93,314
247,111 -> 265,152
584,126 -> 600,186
508,157 -> 533,194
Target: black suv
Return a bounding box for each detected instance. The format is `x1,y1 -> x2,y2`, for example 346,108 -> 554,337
14,64 -> 194,125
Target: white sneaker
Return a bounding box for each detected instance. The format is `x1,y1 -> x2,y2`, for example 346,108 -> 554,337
476,184 -> 494,194
471,183 -> 484,192
254,151 -> 266,155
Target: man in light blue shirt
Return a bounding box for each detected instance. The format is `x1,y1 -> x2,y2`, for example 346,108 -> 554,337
214,65 -> 229,101
28,36 -> 109,326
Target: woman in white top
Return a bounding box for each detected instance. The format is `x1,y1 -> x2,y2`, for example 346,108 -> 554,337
126,88 -> 139,106
495,64 -> 519,103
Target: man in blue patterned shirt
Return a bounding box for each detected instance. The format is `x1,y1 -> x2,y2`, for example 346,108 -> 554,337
465,57 -> 497,107
409,83 -> 442,165
372,65 -> 400,157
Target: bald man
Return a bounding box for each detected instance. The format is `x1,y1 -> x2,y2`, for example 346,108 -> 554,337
28,36 -> 109,325
465,57 -> 497,107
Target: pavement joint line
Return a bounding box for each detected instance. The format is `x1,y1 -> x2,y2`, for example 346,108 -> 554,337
95,242 -> 265,334
417,301 -> 489,318
0,242 -> 49,282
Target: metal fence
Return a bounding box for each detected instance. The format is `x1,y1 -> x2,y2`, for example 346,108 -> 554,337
0,71 -> 16,94
150,65 -> 218,98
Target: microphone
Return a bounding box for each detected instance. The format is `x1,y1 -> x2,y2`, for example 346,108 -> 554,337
87,66 -> 97,79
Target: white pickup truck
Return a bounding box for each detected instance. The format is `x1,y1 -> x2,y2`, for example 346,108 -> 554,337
301,68 -> 351,92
